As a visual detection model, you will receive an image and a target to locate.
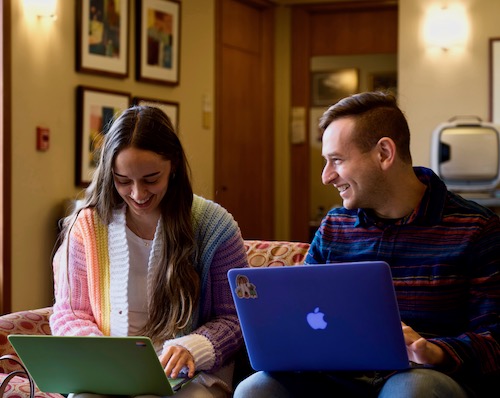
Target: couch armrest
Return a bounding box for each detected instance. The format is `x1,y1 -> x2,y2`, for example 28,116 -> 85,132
0,307 -> 53,373
0,354 -> 36,397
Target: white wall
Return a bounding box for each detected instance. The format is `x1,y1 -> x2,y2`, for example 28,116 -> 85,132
10,0 -> 215,311
399,0 -> 500,167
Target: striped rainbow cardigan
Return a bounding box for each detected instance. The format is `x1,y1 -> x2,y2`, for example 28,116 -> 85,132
50,194 -> 247,371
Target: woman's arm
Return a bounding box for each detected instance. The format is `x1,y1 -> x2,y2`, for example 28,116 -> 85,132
162,231 -> 248,373
50,215 -> 104,337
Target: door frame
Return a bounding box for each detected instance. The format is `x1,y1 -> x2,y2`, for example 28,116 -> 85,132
1,0 -> 12,314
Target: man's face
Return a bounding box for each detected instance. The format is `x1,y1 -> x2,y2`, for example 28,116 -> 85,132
321,117 -> 384,210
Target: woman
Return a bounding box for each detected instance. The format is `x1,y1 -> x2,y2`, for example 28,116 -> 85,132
50,105 -> 248,398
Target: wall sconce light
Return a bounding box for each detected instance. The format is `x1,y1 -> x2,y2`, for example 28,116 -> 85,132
423,4 -> 468,51
24,0 -> 58,21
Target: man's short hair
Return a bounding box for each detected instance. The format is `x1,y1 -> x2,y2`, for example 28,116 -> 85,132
319,91 -> 412,164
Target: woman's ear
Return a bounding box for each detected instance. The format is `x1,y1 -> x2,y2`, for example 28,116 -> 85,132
170,165 -> 177,180
376,137 -> 396,170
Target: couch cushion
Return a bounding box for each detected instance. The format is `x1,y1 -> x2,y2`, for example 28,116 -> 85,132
0,308 -> 52,374
0,307 -> 63,398
244,240 -> 310,267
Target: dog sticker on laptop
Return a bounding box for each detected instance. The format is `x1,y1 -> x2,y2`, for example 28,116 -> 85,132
234,274 -> 258,299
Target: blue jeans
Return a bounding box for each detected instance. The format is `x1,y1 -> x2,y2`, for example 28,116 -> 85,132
233,369 -> 470,398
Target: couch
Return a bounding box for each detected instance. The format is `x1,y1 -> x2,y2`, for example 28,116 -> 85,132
0,240 -> 310,398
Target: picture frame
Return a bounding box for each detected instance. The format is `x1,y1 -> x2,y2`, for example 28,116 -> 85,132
136,0 -> 181,85
133,97 -> 180,131
76,0 -> 129,78
490,37 -> 500,123
369,71 -> 398,96
76,86 -> 131,186
311,69 -> 359,107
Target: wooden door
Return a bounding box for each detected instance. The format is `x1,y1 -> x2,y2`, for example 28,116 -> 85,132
215,0 -> 275,240
290,1 -> 398,242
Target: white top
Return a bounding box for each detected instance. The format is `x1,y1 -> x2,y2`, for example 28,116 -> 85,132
126,226 -> 152,335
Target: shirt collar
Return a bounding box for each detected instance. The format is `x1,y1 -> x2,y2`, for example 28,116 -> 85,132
356,167 -> 447,227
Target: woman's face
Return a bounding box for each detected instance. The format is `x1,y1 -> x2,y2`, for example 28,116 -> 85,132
113,147 -> 172,219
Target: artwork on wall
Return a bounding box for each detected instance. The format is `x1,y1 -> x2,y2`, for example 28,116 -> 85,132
133,97 -> 179,131
490,37 -> 500,123
369,71 -> 398,96
311,69 -> 359,107
76,86 -> 131,186
76,0 -> 130,78
136,0 -> 181,85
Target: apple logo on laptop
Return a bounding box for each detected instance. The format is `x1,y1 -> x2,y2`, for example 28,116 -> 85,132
306,307 -> 327,330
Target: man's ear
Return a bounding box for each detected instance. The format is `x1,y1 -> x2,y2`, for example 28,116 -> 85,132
376,137 -> 396,170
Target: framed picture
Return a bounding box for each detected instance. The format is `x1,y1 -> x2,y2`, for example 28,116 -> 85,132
76,0 -> 129,78
133,97 -> 179,130
136,0 -> 181,85
311,69 -> 359,107
369,71 -> 398,96
490,37 -> 500,123
76,86 -> 131,186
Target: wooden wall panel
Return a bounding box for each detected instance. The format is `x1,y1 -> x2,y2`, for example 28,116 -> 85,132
221,0 -> 261,53
310,8 -> 398,56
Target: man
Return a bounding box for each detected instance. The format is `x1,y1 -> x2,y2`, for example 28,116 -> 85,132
234,92 -> 500,397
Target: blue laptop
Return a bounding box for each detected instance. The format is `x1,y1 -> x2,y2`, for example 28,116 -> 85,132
228,261 -> 409,372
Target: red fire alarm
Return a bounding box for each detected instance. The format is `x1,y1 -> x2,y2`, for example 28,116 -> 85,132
36,127 -> 50,151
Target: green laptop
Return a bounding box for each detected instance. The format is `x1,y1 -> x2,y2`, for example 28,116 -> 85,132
8,335 -> 197,396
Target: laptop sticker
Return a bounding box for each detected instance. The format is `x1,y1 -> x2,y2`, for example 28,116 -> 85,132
234,274 -> 258,299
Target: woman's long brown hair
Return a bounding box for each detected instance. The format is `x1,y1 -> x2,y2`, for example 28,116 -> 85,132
59,106 -> 200,343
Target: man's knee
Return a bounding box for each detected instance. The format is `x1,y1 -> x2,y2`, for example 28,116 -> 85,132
234,371 -> 290,398
379,369 -> 468,398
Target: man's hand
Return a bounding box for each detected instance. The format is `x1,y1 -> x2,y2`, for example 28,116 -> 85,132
402,322 -> 447,366
159,345 -> 196,378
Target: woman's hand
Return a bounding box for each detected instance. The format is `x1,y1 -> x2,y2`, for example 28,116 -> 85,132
159,344 -> 196,378
402,322 -> 448,366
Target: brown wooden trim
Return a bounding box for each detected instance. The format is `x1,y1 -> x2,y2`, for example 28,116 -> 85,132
1,0 -> 12,314
489,38 -> 500,122
214,0 -> 223,196
234,0 -> 275,8
290,6 -> 311,242
291,0 -> 398,12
